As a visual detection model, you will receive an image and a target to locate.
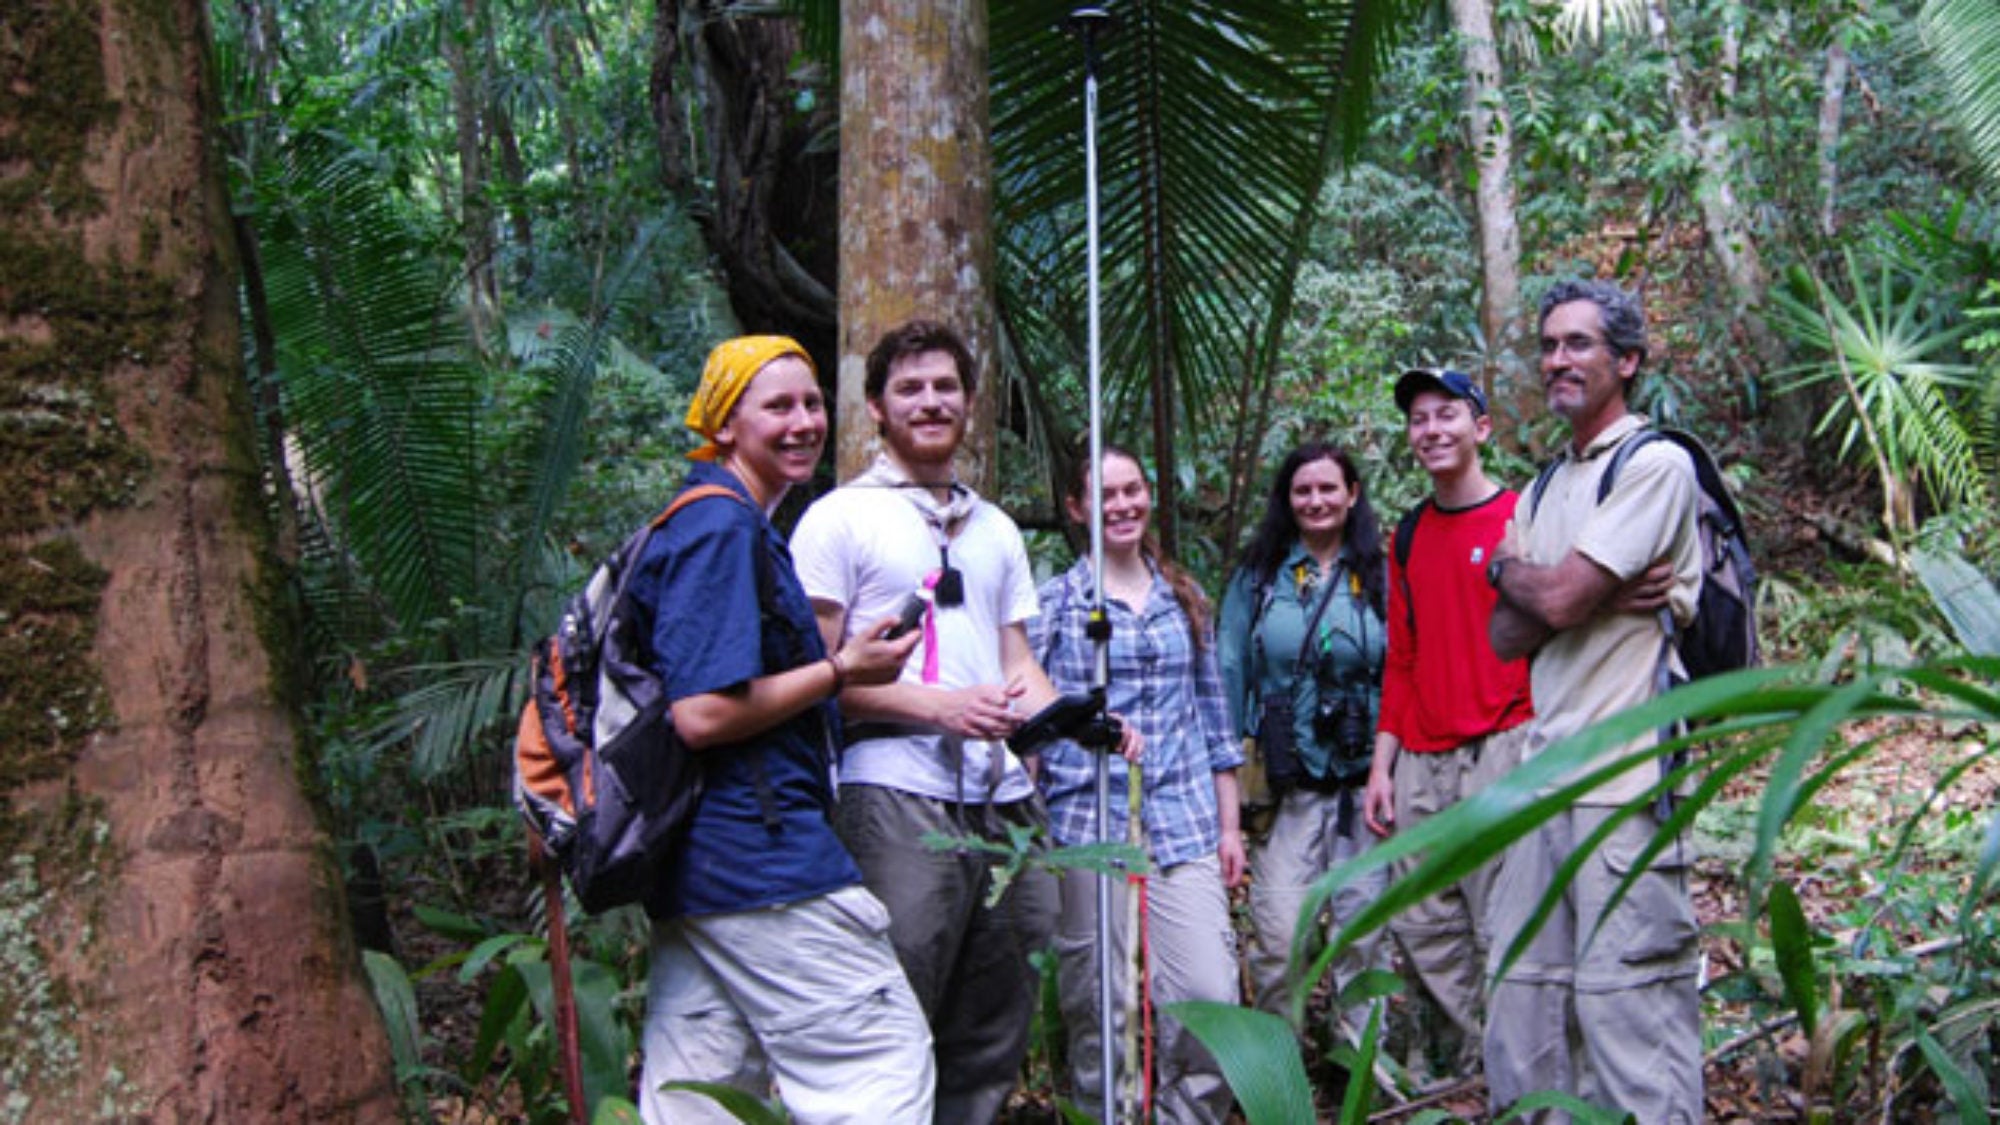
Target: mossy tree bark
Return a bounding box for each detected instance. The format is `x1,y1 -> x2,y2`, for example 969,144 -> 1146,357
0,0 -> 398,1118
835,0 -> 998,488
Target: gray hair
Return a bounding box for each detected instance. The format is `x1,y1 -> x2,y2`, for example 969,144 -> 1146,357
1538,279 -> 1648,366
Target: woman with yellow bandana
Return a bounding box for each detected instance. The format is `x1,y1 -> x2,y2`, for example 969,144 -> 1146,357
637,336 -> 935,1124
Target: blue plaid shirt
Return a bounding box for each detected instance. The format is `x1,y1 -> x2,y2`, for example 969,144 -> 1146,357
1028,558 -> 1243,869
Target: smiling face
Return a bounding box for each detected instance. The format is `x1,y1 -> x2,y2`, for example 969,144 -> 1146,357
1405,389 -> 1490,483
868,348 -> 968,474
1540,299 -> 1638,447
1288,455 -> 1355,548
1065,451 -> 1151,556
714,355 -> 826,506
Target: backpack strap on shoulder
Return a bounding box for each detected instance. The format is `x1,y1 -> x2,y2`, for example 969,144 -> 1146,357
1527,458 -> 1563,517
1596,428 -> 1665,504
1392,504 -> 1425,638
654,482 -> 744,526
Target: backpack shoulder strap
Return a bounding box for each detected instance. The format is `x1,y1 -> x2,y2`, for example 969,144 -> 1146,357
1393,504 -> 1424,570
1392,504 -> 1424,637
654,482 -> 746,527
1527,458 -> 1563,517
1595,427 -> 1666,504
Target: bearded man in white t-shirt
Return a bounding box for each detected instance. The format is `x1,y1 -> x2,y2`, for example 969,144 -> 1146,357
791,320 -> 1063,1125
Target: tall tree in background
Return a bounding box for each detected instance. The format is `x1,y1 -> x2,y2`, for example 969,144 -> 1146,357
1450,0 -> 1533,434
837,0 -> 999,485
0,0 -> 396,1115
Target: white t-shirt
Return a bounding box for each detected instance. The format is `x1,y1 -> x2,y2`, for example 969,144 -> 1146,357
791,484 -> 1042,803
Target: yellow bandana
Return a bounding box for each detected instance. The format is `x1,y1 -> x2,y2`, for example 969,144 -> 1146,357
684,335 -> 815,461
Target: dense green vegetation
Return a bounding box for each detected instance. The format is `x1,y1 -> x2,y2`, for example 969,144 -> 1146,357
204,0 -> 2000,1119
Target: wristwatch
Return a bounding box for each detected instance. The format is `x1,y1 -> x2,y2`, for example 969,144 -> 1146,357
1486,555 -> 1509,591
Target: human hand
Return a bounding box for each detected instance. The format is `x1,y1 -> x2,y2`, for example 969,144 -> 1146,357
930,682 -> 1027,740
1362,768 -> 1396,838
1610,559 -> 1674,614
1110,712 -> 1143,762
838,616 -> 924,686
1218,829 -> 1247,888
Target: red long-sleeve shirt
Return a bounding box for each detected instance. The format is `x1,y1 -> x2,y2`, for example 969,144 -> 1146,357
1380,490 -> 1533,752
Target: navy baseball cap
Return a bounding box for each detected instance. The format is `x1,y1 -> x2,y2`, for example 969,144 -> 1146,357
1395,367 -> 1488,416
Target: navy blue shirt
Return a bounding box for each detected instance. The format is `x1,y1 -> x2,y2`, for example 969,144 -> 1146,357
630,464 -> 862,918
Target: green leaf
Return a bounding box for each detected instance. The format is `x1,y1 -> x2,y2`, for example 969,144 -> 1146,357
412,903 -> 490,940
1496,1091 -> 1635,1124
1912,547 -> 2000,656
1337,1001 -> 1383,1125
655,1081 -> 791,1124
459,932 -> 533,982
1916,1027 -> 1993,1125
1767,880 -> 1819,1040
469,962 -> 529,1081
361,950 -> 423,1080
1166,1001 -> 1315,1125
516,958 -> 633,1117
591,1096 -> 643,1125
1336,968 -> 1404,1009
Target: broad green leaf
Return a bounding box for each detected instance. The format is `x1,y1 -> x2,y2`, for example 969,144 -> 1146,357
1912,547 -> 2000,656
517,958 -> 632,1116
1916,1028 -> 1993,1125
592,1096 -> 643,1125
1166,1001 -> 1314,1125
1337,1000 -> 1383,1125
412,903 -> 490,941
1496,1091 -> 1635,1123
656,1081 -> 790,1124
361,950 -> 422,1080
469,962 -> 529,1081
459,932 -> 533,982
1768,880 -> 1819,1039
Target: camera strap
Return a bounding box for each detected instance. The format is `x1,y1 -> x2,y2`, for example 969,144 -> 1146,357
1292,561 -> 1343,676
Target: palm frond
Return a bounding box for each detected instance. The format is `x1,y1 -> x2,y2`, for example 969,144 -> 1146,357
253,128 -> 484,651
358,655 -> 526,781
1921,0 -> 2000,195
1770,254 -> 1988,516
991,0 -> 1420,496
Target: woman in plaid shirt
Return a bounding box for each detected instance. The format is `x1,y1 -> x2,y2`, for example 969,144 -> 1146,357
1027,445 -> 1245,1125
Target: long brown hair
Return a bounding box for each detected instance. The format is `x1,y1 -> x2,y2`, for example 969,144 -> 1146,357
1066,444 -> 1214,649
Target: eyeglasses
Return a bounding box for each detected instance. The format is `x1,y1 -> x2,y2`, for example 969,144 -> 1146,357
1539,333 -> 1609,359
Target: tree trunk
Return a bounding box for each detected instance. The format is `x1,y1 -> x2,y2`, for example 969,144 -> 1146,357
837,0 -> 998,488
448,0 -> 500,352
0,1 -> 398,1118
1817,34 -> 1851,239
1645,0 -> 1795,416
1449,0 -> 1534,444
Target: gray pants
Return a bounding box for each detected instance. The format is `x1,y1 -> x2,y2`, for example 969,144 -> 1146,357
1055,855 -> 1238,1125
640,886 -> 935,1124
1387,724 -> 1528,1074
1247,785 -> 1390,1046
1484,804 -> 1703,1124
834,784 -> 1058,1125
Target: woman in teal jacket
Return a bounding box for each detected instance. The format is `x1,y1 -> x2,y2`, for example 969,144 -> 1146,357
1217,441 -> 1391,1053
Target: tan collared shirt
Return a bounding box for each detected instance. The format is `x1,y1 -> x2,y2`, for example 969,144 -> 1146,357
1518,413 -> 1700,805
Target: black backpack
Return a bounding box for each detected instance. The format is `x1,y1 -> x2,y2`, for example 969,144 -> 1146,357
512,484 -> 747,914
1529,427 -> 1760,681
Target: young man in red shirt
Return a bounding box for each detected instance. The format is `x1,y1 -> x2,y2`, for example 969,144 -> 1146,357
1362,368 -> 1533,1078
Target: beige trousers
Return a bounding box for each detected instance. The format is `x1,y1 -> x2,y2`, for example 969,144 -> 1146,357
1483,804 -> 1703,1124
1386,723 -> 1530,1074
